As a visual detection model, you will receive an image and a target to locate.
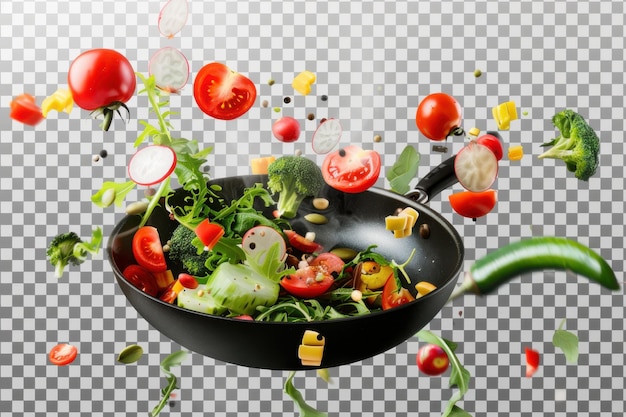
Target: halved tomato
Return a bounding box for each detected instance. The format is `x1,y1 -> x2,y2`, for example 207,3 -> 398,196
322,145 -> 381,193
448,189 -> 497,219
284,230 -> 323,254
381,274 -> 415,310
132,226 -> 167,273
281,266 -> 335,298
10,94 -> 44,126
193,62 -> 257,120
49,343 -> 78,366
122,264 -> 159,297
308,252 -> 345,274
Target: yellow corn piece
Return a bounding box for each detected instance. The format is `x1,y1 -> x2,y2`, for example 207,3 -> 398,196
492,101 -> 518,130
250,156 -> 276,175
298,345 -> 324,366
385,215 -> 409,231
302,330 -> 325,346
415,281 -> 437,298
467,127 -> 481,137
292,71 -> 316,96
508,145 -> 524,161
41,88 -> 74,117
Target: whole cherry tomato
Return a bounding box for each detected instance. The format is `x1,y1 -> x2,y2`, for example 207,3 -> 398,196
415,93 -> 463,141
272,116 -> 301,142
416,344 -> 450,376
322,145 -> 381,193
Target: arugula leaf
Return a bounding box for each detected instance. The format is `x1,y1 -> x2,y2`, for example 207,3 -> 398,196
553,319 -> 579,363
386,145 -> 420,194
417,330 -> 471,417
151,350 -> 188,417
247,241 -> 296,283
284,371 -> 328,417
91,180 -> 136,208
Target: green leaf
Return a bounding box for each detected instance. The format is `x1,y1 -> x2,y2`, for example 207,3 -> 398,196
386,145 -> 420,194
151,350 -> 188,417
553,319 -> 579,363
448,405 -> 473,417
91,181 -> 136,208
284,371 -> 328,417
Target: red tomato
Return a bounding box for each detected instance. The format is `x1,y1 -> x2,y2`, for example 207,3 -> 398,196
10,94 -> 44,126
193,62 -> 257,120
68,49 -> 136,111
415,93 -> 463,141
284,230 -> 323,254
281,265 -> 335,298
381,274 -> 415,310
272,116 -> 301,142
178,273 -> 199,289
132,226 -> 167,273
122,264 -> 159,296
322,145 -> 382,193
159,280 -> 178,304
448,189 -> 497,219
234,315 -> 254,320
309,252 -> 345,275
195,219 -> 224,249
476,133 -> 504,161
49,343 -> 78,366
416,344 -> 450,376
525,347 -> 540,377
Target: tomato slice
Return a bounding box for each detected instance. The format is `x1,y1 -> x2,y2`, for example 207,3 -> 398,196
193,62 -> 257,120
49,343 -> 78,366
448,189 -> 497,219
475,133 -> 504,161
10,94 -> 44,126
132,226 -> 167,273
525,347 -> 540,377
284,230 -> 323,254
322,145 -> 382,193
308,252 -> 345,275
122,264 -> 159,296
381,274 -> 415,310
195,219 -> 225,249
281,266 -> 334,298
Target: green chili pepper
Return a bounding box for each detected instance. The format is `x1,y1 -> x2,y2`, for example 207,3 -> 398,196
448,237 -> 619,302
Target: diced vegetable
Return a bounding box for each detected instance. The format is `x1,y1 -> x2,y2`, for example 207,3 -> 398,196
177,287 -> 226,315
128,145 -> 177,186
10,94 -> 44,126
195,219 -> 225,249
508,145 -> 524,160
250,156 -> 276,175
41,88 -> 73,117
492,101 -> 518,130
525,347 -> 540,377
291,70 -> 316,95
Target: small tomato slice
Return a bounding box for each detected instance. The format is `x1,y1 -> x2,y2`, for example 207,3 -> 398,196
49,343 -> 78,366
122,264 -> 159,297
281,266 -> 334,298
284,230 -> 323,254
381,274 -> 415,310
322,145 -> 382,193
195,219 -> 225,249
308,252 -> 345,275
10,94 -> 44,126
475,133 -> 504,161
448,189 -> 497,219
415,93 -> 463,141
132,226 -> 167,273
525,347 -> 540,377
193,62 -> 257,120
416,344 -> 450,376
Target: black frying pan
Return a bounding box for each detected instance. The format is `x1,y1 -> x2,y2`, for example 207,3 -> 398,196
107,157 -> 462,370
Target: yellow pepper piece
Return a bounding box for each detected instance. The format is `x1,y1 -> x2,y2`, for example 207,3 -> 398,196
385,215 -> 409,231
467,127 -> 481,137
250,156 -> 276,175
399,207 -> 419,228
301,330 -> 325,346
508,145 -> 524,161
492,101 -> 518,130
298,345 -> 324,366
415,281 -> 437,298
41,88 -> 74,117
292,71 -> 316,96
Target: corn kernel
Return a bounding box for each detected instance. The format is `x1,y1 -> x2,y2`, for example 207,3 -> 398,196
468,127 -> 481,137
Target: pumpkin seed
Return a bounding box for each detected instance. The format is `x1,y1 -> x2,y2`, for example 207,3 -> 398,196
117,344 -> 144,364
312,198 -> 330,210
101,188 -> 116,207
125,201 -> 149,216
304,213 -> 328,225
330,247 -> 358,262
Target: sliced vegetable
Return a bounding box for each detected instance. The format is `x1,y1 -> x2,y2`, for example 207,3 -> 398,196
454,141 -> 499,192
149,47 -> 189,93
158,0 -> 189,38
385,145 -> 420,194
241,225 -> 287,264
475,133 -> 504,161
448,189 -> 497,219
311,118 -> 342,154
272,116 -> 301,142
9,94 -> 44,126
193,62 -> 257,120
122,264 -> 159,297
132,226 -> 168,273
284,230 -> 323,254
322,146 -> 382,193
492,100 -> 518,130
177,287 -> 226,315
415,281 -> 437,298
525,347 -> 540,377
41,88 -> 74,117
128,145 -> 177,186
195,219 -> 225,249
381,273 -> 415,310
415,93 -> 464,141
49,343 -> 78,366
281,265 -> 335,299
416,343 -> 450,376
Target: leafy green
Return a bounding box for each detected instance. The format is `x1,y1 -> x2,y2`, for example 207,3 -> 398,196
46,227 -> 103,278
284,371 -> 328,417
247,241 -> 296,283
151,350 -> 188,417
417,330 -> 471,417
91,180 -> 136,208
386,145 -> 420,194
552,319 -> 579,363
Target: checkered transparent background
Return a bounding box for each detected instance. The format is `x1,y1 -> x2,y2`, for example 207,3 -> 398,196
1,0 -> 624,416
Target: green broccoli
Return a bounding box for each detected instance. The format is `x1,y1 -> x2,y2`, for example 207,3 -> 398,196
266,155 -> 325,219
47,227 -> 103,278
167,224 -> 211,276
538,109 -> 600,181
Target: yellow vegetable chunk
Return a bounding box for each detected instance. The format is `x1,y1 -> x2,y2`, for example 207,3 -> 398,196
508,145 -> 524,161
492,101 -> 518,130
399,207 -> 419,227
393,227 -> 412,238
41,88 -> 74,117
467,127 -> 481,137
415,281 -> 437,297
298,345 -> 324,366
250,156 -> 276,175
292,71 -> 316,95
385,215 -> 409,231
302,330 -> 325,346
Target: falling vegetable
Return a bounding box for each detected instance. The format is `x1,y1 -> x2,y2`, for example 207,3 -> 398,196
148,47 -> 190,93
386,145 -> 420,194
158,0 -> 189,38
525,347 -> 540,378
151,350 -> 188,417
552,319 -> 579,363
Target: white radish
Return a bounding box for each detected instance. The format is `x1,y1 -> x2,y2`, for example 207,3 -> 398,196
454,142 -> 498,192
128,145 -> 177,186
149,47 -> 189,93
158,0 -> 189,39
241,226 -> 287,264
312,118 -> 342,154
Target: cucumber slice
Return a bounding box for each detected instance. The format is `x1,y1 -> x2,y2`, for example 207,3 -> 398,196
177,287 -> 226,315
207,262 -> 280,315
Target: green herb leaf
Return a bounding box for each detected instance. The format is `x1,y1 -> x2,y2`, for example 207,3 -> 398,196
151,350 -> 188,417
553,319 -> 579,364
386,145 -> 420,194
417,330 -> 471,417
448,405 -> 473,417
284,371 -> 328,417
91,181 -> 136,208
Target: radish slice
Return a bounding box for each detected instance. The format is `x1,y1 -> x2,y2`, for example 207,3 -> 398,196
242,226 -> 287,264
128,145 -> 177,186
158,0 -> 189,38
149,47 -> 189,93
454,142 -> 498,192
312,118 -> 342,154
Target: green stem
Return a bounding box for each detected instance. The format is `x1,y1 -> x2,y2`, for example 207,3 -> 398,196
139,177 -> 172,228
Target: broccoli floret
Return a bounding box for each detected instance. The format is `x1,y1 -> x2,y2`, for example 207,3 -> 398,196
47,227 -> 103,278
168,224 -> 211,276
538,109 -> 600,181
266,155 -> 325,219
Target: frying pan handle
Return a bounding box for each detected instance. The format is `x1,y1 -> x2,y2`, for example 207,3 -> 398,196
406,155 -> 458,204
